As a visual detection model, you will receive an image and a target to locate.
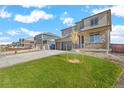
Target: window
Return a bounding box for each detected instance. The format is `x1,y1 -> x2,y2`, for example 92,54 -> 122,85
77,23 -> 84,30
62,30 -> 70,36
90,35 -> 94,42
89,34 -> 101,42
90,17 -> 99,26
79,24 -> 84,29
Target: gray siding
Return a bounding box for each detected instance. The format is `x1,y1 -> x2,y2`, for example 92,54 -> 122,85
76,10 -> 111,31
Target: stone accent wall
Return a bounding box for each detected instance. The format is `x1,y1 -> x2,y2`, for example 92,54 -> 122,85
56,42 -> 61,50
84,30 -> 108,49
85,43 -> 106,49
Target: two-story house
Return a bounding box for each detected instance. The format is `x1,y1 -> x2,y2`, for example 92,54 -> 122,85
55,9 -> 112,50
34,32 -> 59,50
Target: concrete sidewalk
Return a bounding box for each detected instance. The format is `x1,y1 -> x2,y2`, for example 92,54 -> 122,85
0,50 -> 65,68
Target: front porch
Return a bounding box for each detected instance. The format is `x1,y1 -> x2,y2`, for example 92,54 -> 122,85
55,26 -> 110,51
78,26 -> 110,49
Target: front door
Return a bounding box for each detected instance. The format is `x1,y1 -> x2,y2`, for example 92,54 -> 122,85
79,35 -> 84,48
61,42 -> 64,50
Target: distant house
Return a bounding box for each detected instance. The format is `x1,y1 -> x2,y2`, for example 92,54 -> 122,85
56,9 -> 112,50
8,42 -> 18,48
19,37 -> 35,48
8,42 -> 21,48
34,32 -> 59,50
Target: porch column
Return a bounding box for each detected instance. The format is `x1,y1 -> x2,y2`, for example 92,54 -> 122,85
55,42 -> 56,50
80,35 -> 82,48
47,40 -> 49,50
107,30 -> 110,54
83,32 -> 86,49
41,34 -> 43,50
60,42 -> 62,50
78,35 -> 80,48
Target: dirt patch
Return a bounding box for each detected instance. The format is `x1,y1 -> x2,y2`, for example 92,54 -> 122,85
67,58 -> 80,63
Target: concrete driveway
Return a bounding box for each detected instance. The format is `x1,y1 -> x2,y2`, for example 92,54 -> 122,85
0,50 -> 65,68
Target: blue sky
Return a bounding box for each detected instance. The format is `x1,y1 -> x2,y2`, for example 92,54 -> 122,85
0,5 -> 124,44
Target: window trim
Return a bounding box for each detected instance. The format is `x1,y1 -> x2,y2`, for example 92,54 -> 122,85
90,17 -> 99,26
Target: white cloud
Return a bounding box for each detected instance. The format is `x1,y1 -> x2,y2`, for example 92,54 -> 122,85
85,5 -> 90,9
7,28 -> 41,37
0,32 -> 3,35
21,5 -> 46,8
63,17 -> 74,26
0,36 -> 10,41
63,11 -> 68,15
60,11 -> 74,26
20,28 -> 41,36
14,9 -> 54,23
55,28 -> 58,30
7,30 -> 20,36
0,7 -> 11,18
111,25 -> 124,44
0,42 -> 11,45
92,5 -> 124,17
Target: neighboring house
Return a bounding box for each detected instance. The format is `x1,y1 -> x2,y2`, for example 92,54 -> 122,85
34,32 -> 59,50
56,9 -> 112,50
19,37 -> 35,48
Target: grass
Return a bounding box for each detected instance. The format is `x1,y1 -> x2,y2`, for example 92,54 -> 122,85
0,53 -> 122,88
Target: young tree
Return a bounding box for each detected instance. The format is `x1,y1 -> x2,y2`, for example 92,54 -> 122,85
70,28 -> 83,62
70,28 -> 79,49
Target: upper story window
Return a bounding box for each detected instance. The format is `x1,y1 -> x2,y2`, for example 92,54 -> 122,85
90,17 -> 99,26
62,29 -> 72,36
77,23 -> 84,30
89,34 -> 101,42
79,24 -> 84,29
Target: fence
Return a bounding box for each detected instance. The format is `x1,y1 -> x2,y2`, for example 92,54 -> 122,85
111,44 -> 124,53
0,48 -> 39,56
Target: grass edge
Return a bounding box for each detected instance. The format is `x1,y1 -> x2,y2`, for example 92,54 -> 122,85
112,68 -> 124,87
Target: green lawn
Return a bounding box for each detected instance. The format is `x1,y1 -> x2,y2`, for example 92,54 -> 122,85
0,53 -> 122,88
